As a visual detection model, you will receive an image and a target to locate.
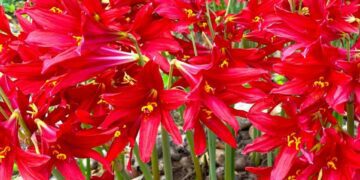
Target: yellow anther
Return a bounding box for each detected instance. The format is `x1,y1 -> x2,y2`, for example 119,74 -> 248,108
133,54 -> 150,62
204,81 -> 215,94
271,36 -> 277,43
220,47 -> 226,54
252,16 -> 262,23
50,7 -> 63,14
141,102 -> 158,114
0,44 -> 3,53
114,130 -> 121,138
122,72 -> 136,85
220,59 -> 229,68
327,157 -> 338,170
26,103 -> 38,118
56,153 -> 67,160
0,146 -> 11,163
149,89 -> 158,99
300,7 -> 310,16
287,175 -> 296,180
184,9 -> 196,18
287,132 -> 301,151
45,79 -> 58,87
225,15 -> 235,23
97,99 -> 108,104
94,13 -> 101,22
197,22 -> 207,28
125,17 -> 131,22
346,15 -> 360,23
202,109 -> 213,120
72,36 -> 82,46
182,55 -> 191,60
313,76 -> 330,88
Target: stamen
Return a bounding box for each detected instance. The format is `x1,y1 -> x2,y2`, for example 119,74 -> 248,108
72,36 -> 82,46
313,76 -> 330,88
327,157 -> 338,170
220,59 -> 229,68
26,103 -> 38,118
56,153 -> 67,160
141,102 -> 158,114
299,7 -> 310,16
287,132 -> 301,150
114,130 -> 121,138
202,109 -> 213,120
0,146 -> 11,163
184,9 -> 196,18
50,7 -> 63,14
122,72 -> 136,85
252,16 -> 263,23
204,81 -> 215,94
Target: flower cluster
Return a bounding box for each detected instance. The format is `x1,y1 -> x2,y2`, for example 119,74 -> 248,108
0,0 -> 359,179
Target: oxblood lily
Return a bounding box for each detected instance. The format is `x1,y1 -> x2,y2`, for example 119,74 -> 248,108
101,61 -> 186,162
298,128 -> 360,179
243,103 -> 314,180
272,43 -> 352,113
0,112 -> 50,180
35,118 -> 117,179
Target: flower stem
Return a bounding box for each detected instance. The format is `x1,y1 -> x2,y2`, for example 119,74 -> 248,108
189,25 -> 198,56
224,128 -> 235,180
151,146 -> 160,180
0,105 -> 9,119
128,34 -> 145,66
161,61 -> 175,180
185,131 -> 203,180
206,2 -> 215,39
0,86 -> 14,112
345,35 -> 355,136
267,152 -> 273,166
207,129 -> 217,180
86,158 -> 91,180
251,128 -> 261,166
133,144 -> 152,180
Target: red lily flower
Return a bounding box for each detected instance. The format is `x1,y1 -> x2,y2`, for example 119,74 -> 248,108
101,61 -> 186,162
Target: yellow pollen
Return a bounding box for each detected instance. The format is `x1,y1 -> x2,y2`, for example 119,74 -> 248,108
184,9 -> 196,18
94,13 -> 101,22
72,36 -> 82,46
125,17 -> 131,22
287,175 -> 296,180
197,22 -> 207,28
225,15 -> 235,23
327,157 -> 338,170
220,47 -> 227,54
300,7 -> 310,16
183,55 -> 191,60
114,130 -> 121,138
287,132 -> 301,151
50,7 -> 63,14
56,153 -> 67,160
0,146 -> 11,163
0,44 -> 3,53
313,76 -> 330,88
149,89 -> 158,99
202,109 -> 212,120
26,103 -> 38,119
252,16 -> 262,23
122,72 -> 136,85
204,81 -> 215,94
45,79 -> 58,87
141,102 -> 158,114
271,36 -> 277,43
220,59 -> 229,68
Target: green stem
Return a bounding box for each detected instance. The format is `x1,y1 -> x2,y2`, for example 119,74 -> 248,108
347,94 -> 355,136
207,130 -> 217,180
186,131 -> 203,180
224,128 -> 235,180
151,146 -> 160,180
133,144 -> 152,180
206,2 -> 215,39
86,158 -> 91,180
189,25 -> 198,56
251,128 -> 261,166
128,34 -> 145,66
0,105 -> 9,119
0,86 -> 14,112
161,128 -> 173,180
225,0 -> 232,16
288,0 -> 296,12
266,152 -> 273,167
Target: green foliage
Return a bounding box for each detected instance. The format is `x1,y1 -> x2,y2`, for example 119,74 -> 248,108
1,0 -> 24,13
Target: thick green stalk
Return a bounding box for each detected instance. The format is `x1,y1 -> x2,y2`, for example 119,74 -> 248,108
160,61 -> 176,180
346,36 -> 355,136
251,128 -> 261,166
186,131 -> 203,180
151,146 -> 160,180
86,158 -> 91,180
207,130 -> 217,180
267,152 -> 273,167
128,34 -> 145,66
224,128 -> 235,180
133,144 -> 152,180
189,25 -> 198,56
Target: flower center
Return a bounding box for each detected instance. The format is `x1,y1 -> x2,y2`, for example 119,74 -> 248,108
184,9 -> 196,18
141,102 -> 158,114
26,103 -> 38,119
52,150 -> 67,161
0,146 -> 11,163
327,157 -> 338,170
313,76 -> 329,88
220,59 -> 229,68
72,36 -> 82,46
299,7 -> 310,16
204,81 -> 215,94
50,7 -> 63,14
287,132 -> 301,151
122,72 -> 136,85
114,130 -> 121,138
252,16 -> 263,23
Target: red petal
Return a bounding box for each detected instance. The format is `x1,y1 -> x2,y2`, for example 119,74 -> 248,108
161,110 -> 182,145
243,135 -> 282,154
193,121 -> 207,155
139,112 -> 161,162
